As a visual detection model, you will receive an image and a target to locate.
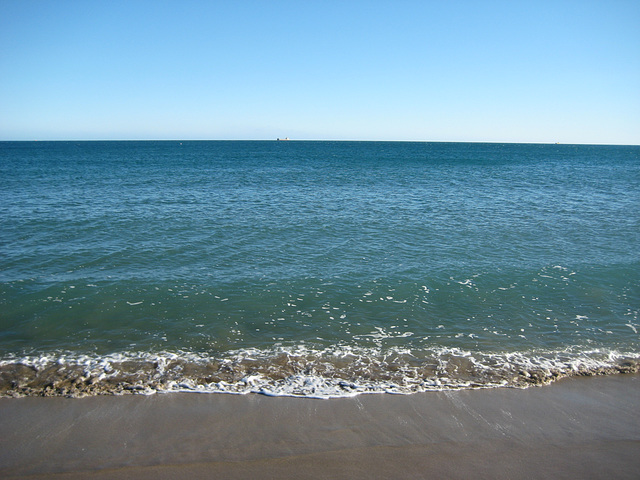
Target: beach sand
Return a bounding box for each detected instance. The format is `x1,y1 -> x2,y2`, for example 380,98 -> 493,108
1,374 -> 638,479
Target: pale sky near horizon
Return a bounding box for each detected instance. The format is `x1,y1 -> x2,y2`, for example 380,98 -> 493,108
1,1 -> 639,144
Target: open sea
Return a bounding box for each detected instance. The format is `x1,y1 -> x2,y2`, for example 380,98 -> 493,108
1,140 -> 638,398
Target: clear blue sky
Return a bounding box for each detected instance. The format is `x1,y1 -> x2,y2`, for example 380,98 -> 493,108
1,0 -> 639,144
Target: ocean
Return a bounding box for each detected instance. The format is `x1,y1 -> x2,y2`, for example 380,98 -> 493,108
0,140 -> 638,398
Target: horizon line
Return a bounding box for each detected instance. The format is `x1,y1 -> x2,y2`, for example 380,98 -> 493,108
1,138 -> 639,147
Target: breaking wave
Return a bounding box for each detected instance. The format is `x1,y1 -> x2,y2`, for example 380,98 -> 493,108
1,345 -> 638,399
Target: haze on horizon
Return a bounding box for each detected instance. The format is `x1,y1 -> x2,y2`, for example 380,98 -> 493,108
1,1 -> 639,145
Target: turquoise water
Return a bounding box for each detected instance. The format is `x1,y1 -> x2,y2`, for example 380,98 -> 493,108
1,141 -> 638,397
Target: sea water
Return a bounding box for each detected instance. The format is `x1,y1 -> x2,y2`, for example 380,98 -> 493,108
0,141 -> 638,397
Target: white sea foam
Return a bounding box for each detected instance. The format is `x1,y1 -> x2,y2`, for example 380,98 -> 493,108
1,345 -> 638,398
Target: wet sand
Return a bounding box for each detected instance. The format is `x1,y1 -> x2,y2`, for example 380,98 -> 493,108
1,374 -> 639,479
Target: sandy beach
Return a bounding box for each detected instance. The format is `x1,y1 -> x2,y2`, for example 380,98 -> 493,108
1,373 -> 639,479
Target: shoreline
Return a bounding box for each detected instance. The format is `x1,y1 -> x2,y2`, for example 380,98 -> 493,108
2,348 -> 638,398
1,373 -> 639,479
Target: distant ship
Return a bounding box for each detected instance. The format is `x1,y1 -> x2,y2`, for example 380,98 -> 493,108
277,137 -> 290,141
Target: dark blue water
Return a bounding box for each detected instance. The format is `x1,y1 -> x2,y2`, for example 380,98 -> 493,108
1,141 -> 638,397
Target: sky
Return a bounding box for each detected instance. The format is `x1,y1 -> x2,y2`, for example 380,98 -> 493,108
1,0 -> 639,144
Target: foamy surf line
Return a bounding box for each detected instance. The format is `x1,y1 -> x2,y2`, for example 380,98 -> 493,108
1,346 -> 638,398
